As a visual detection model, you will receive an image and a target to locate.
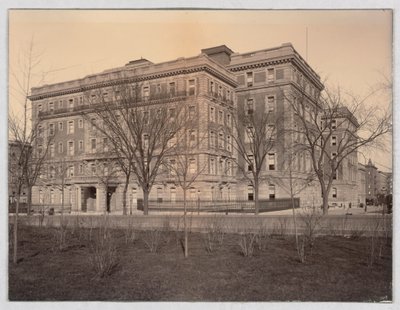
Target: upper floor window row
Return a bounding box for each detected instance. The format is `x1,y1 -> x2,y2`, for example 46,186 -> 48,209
208,79 -> 233,103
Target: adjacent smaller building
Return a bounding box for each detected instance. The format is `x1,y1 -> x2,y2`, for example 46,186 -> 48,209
364,159 -> 391,205
8,140 -> 30,204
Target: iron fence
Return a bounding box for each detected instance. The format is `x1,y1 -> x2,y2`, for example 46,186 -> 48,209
138,198 -> 299,213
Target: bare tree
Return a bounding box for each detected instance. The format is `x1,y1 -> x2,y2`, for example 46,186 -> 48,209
83,82 -> 187,215
286,84 -> 392,214
94,157 -> 120,214
162,114 -> 206,258
9,37 -> 51,263
276,149 -> 316,263
231,100 -> 280,215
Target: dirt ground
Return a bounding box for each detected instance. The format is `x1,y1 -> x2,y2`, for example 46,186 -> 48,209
8,225 -> 392,301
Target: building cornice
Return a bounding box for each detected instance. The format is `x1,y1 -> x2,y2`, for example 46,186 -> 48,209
29,64 -> 238,101
228,56 -> 324,91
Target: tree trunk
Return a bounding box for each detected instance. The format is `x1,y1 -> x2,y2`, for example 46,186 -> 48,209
13,196 -> 20,264
289,169 -> 299,253
322,189 -> 329,215
183,187 -> 188,258
143,189 -> 149,215
122,179 -> 129,215
254,178 -> 259,215
27,186 -> 32,215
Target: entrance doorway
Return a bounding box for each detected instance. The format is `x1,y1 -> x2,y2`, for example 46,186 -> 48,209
106,186 -> 117,213
81,186 -> 96,212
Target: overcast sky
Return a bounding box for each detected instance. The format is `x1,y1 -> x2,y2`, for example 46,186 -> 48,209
8,9 -> 393,171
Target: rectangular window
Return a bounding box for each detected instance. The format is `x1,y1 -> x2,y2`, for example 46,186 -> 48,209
226,113 -> 231,127
91,118 -> 96,131
58,142 -> 63,153
189,159 -> 196,174
79,97 -> 83,105
333,171 -> 337,180
266,96 -> 275,112
143,86 -> 149,100
331,136 -> 337,146
143,134 -> 149,149
210,81 -> 215,94
331,120 -> 337,130
267,68 -> 274,82
268,125 -> 276,140
188,79 -> 196,96
50,190 -> 55,204
227,135 -> 231,152
210,158 -> 215,175
245,126 -> 254,143
169,108 -> 176,120
332,188 -> 337,198
246,99 -> 254,115
189,106 -> 196,119
49,123 -> 55,136
268,153 -> 276,170
58,122 -> 63,131
91,163 -> 96,175
189,130 -> 196,147
246,72 -> 253,87
37,104 -> 42,115
38,125 -> 43,137
69,99 -> 74,109
227,161 -> 232,176
210,106 -> 215,122
269,184 -> 276,199
79,119 -> 83,128
143,111 -> 149,124
218,85 -> 222,97
248,155 -> 254,172
50,143 -> 55,157
79,164 -> 83,174
248,186 -> 254,201
210,131 -> 215,148
218,110 -> 224,124
169,82 -> 176,96
79,140 -> 83,151
68,141 -> 74,156
68,166 -> 74,177
68,120 -> 74,134
156,84 -> 161,95
169,159 -> 176,176
91,138 -> 96,152
49,102 -> 54,112
219,132 -> 224,149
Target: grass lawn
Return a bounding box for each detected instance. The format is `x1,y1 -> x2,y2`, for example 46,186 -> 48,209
9,225 -> 392,301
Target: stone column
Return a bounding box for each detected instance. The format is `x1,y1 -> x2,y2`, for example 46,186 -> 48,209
96,186 -> 101,213
76,185 -> 81,212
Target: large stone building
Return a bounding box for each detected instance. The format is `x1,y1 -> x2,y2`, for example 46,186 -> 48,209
28,43 -> 337,213
325,107 -> 359,208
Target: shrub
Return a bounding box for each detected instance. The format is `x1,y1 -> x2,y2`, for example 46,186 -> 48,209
202,216 -> 225,253
255,223 -> 270,251
52,219 -> 68,252
238,232 -> 256,257
124,216 -> 137,244
299,207 -> 322,253
142,229 -> 163,253
89,217 -> 118,278
272,217 -> 289,236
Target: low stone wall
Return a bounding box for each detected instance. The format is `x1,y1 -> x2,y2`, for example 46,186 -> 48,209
10,213 -> 392,237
